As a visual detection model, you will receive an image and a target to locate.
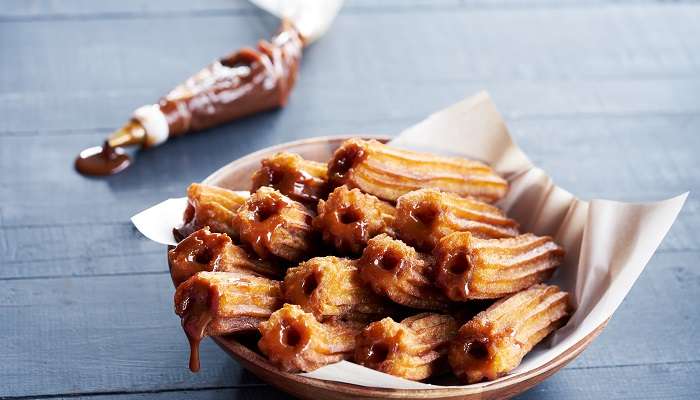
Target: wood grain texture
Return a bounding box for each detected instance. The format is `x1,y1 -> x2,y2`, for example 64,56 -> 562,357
0,251 -> 697,397
1,0 -> 698,399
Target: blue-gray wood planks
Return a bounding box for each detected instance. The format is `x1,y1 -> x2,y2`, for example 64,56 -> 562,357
1,1 -> 698,399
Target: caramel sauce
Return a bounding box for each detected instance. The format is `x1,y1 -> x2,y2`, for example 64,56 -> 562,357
245,197 -> 286,259
180,290 -> 214,372
168,229 -> 227,286
333,206 -> 369,243
74,141 -> 131,176
371,248 -> 407,275
365,341 -> 392,365
461,336 -> 492,369
436,252 -> 473,300
252,164 -> 327,205
272,320 -> 311,359
328,144 -> 365,185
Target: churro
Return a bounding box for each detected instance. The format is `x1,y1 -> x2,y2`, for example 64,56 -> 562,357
174,183 -> 249,241
234,187 -> 316,261
355,313 -> 457,380
258,304 -> 362,372
394,189 -> 518,251
435,232 -> 564,301
251,152 -> 329,206
357,234 -> 448,310
313,186 -> 396,254
448,284 -> 571,383
327,139 -> 507,202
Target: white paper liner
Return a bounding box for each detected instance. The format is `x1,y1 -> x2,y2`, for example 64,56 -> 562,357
131,91 -> 687,389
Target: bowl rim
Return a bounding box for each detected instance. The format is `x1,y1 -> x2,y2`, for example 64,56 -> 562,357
190,134 -> 607,398
213,319 -> 606,398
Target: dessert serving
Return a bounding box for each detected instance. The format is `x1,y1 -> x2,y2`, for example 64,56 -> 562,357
167,138 -> 572,384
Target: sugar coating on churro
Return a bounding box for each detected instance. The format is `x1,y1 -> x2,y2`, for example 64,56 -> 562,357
174,183 -> 249,241
435,232 -> 564,301
258,304 -> 362,372
394,188 -> 518,251
234,187 -> 316,261
174,271 -> 282,372
357,234 -> 449,310
313,186 -> 396,254
251,152 -> 329,206
169,227 -> 282,286
283,256 -> 391,322
327,139 -> 508,203
355,313 -> 458,380
448,284 -> 571,383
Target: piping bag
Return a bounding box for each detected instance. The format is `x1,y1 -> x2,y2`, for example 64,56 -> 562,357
75,0 -> 344,176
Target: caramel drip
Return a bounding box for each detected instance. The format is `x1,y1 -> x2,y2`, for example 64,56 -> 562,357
74,141 -> 131,176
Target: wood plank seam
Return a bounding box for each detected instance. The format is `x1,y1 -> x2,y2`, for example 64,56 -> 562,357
2,1 -> 699,24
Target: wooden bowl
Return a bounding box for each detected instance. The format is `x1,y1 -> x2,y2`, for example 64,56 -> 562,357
197,135 -> 606,400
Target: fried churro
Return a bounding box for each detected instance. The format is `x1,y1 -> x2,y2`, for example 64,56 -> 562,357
174,183 -> 249,241
435,232 -> 564,301
168,227 -> 281,285
357,234 -> 448,310
355,313 -> 457,380
394,189 -> 518,251
251,152 -> 329,206
283,256 -> 391,322
174,271 -> 282,372
234,187 -> 316,262
327,139 -> 507,203
258,304 -> 362,372
449,284 -> 571,383
313,186 -> 396,254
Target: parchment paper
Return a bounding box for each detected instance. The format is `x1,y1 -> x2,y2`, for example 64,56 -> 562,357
132,92 -> 687,389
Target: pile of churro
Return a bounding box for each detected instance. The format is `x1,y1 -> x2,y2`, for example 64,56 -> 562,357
169,138 -> 572,384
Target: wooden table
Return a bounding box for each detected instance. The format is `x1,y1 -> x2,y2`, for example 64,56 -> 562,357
1,1 -> 698,399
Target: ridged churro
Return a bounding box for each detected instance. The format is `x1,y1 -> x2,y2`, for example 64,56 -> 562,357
174,271 -> 282,372
251,152 -> 329,206
234,187 -> 316,262
174,183 -> 249,241
394,189 -> 518,251
355,313 -> 457,380
448,284 -> 571,383
327,139 -> 508,203
435,232 -> 564,301
313,186 -> 396,254
283,256 -> 391,322
357,234 -> 448,310
168,227 -> 281,285
258,304 -> 362,372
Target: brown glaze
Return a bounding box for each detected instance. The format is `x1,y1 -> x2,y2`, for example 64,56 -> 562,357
168,227 -> 281,286
357,234 -> 449,311
235,187 -> 316,262
313,186 -> 396,255
327,141 -> 367,187
434,232 -> 564,301
174,271 -> 283,372
173,183 -> 249,242
448,284 -> 571,383
74,141 -> 131,176
161,20 -> 304,136
251,152 -> 329,206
